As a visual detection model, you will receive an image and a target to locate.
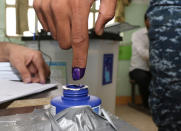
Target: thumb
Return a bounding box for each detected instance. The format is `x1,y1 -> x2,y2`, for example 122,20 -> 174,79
95,0 -> 117,35
16,64 -> 32,83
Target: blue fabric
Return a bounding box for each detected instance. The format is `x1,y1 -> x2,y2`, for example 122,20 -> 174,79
150,0 -> 181,6
147,4 -> 181,130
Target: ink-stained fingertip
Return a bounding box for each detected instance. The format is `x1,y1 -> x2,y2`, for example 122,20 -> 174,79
72,67 -> 86,80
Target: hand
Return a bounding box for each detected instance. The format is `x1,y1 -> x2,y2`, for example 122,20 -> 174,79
33,0 -> 117,80
7,43 -> 50,83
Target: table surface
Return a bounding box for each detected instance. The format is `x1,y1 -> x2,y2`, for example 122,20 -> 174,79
0,82 -> 63,116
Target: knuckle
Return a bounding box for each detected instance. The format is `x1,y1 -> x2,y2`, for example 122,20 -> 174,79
72,35 -> 87,47
104,13 -> 115,21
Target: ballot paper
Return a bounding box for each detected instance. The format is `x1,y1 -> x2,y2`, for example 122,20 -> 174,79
0,62 -> 21,80
0,79 -> 57,104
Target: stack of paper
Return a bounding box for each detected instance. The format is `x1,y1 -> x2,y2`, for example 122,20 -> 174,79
0,62 -> 21,80
0,79 -> 57,104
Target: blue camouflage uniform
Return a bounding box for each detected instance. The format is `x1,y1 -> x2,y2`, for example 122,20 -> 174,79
147,0 -> 181,130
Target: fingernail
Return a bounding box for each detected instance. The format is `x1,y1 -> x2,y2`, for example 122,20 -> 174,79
72,67 -> 86,80
24,78 -> 31,83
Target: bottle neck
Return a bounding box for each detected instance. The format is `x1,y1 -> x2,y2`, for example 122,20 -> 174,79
62,88 -> 90,101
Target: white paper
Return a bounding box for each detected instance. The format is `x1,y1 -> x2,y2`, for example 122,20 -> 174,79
0,62 -> 11,67
0,79 -> 57,104
0,62 -> 20,80
0,66 -> 17,71
0,73 -> 21,81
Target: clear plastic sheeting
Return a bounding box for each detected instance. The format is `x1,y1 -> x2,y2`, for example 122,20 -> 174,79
0,106 -> 140,131
55,106 -> 116,131
0,109 -> 60,131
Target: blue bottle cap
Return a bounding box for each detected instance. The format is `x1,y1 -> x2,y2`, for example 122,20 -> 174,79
62,84 -> 89,101
51,84 -> 102,114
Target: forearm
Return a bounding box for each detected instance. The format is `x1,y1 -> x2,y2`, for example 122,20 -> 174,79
0,42 -> 10,62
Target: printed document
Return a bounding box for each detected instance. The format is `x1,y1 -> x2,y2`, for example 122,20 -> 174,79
0,79 -> 57,104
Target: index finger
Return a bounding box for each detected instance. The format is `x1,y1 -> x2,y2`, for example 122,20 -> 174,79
71,0 -> 90,80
